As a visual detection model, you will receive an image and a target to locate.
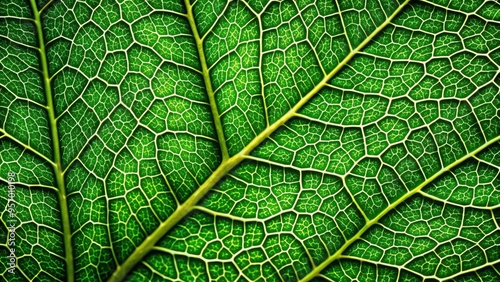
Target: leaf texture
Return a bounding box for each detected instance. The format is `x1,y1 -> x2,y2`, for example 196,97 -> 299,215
0,0 -> 499,281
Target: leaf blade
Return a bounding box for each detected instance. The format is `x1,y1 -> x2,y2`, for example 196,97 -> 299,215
1,0 -> 499,281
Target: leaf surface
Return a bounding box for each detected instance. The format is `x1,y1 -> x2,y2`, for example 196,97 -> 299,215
0,0 -> 499,281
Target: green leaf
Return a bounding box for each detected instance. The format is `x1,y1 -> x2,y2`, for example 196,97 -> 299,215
1,0 -> 499,281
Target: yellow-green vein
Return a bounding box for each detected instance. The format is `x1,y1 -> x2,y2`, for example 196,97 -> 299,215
185,0 -> 230,161
299,134 -> 500,282
29,0 -> 74,281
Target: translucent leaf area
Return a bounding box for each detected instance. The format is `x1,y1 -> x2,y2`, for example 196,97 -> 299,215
0,0 -> 499,281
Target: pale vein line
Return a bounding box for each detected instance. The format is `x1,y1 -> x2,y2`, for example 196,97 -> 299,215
0,129 -> 54,165
39,0 -> 57,14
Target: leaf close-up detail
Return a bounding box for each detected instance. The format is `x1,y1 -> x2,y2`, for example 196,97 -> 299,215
1,0 -> 500,281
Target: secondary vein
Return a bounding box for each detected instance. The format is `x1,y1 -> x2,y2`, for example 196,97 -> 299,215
29,0 -> 74,281
185,0 -> 230,161
299,134 -> 500,282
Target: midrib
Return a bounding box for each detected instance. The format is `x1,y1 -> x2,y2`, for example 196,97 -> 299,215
108,1 -> 413,280
29,0 -> 74,281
